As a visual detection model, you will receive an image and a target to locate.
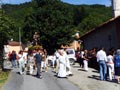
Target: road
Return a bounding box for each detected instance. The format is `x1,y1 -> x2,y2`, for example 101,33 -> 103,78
2,66 -> 80,90
3,60 -> 120,90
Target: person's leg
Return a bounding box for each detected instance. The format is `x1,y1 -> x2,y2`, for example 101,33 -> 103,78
55,59 -> 59,73
41,61 -> 44,72
20,60 -> 25,74
86,61 -> 88,71
19,61 -> 23,75
99,62 -> 103,80
44,61 -> 48,72
30,64 -> 33,75
36,63 -> 41,78
83,60 -> 86,70
108,66 -> 112,80
103,62 -> 107,80
11,60 -> 15,68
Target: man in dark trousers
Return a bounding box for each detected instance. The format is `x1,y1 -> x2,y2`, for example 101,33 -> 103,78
34,49 -> 43,79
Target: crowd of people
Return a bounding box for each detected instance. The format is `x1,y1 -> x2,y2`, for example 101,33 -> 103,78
76,47 -> 120,84
7,47 -> 120,83
8,48 -> 73,79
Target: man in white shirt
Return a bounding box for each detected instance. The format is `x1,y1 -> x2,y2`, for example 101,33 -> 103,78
96,47 -> 107,81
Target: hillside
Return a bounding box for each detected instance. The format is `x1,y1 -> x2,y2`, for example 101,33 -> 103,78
2,2 -> 112,32
1,1 -> 113,53
2,2 -> 34,27
3,2 -> 112,30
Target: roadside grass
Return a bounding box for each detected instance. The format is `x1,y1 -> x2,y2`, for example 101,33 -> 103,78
0,71 -> 10,90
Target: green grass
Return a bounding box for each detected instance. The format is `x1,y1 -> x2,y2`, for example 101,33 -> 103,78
0,71 -> 10,90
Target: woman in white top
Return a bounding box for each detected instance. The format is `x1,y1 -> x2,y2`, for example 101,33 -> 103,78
83,50 -> 89,71
18,50 -> 25,75
107,51 -> 114,81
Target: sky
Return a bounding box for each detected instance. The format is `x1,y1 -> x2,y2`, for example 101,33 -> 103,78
1,0 -> 111,6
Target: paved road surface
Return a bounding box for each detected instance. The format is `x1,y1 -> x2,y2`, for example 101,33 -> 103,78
3,60 -> 120,90
3,67 -> 80,90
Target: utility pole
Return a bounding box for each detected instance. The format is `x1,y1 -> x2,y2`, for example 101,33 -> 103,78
19,27 -> 22,50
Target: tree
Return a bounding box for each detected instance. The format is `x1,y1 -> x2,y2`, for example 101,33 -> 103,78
77,12 -> 111,35
0,12 -> 17,70
23,0 -> 75,54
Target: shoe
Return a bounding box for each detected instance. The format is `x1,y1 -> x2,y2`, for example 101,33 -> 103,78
39,76 -> 42,79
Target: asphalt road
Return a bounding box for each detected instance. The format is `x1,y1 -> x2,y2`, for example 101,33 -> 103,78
3,67 -> 80,90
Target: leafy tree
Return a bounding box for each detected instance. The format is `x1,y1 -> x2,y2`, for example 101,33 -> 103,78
73,6 -> 87,26
2,1 -> 113,54
23,0 -> 75,54
0,11 -> 17,70
77,7 -> 112,35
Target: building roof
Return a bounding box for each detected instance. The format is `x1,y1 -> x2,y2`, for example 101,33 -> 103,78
8,41 -> 20,46
80,15 -> 120,39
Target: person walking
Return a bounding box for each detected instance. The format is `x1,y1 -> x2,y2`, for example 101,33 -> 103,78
27,52 -> 34,75
54,49 -> 60,73
57,49 -> 67,78
114,49 -> 120,83
10,50 -> 17,68
96,47 -> 107,81
41,49 -> 48,72
34,49 -> 43,79
106,51 -> 114,81
18,50 -> 25,75
64,49 -> 73,76
83,50 -> 89,71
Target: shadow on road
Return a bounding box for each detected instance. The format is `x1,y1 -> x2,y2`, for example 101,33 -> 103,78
78,68 -> 87,72
88,75 -> 100,80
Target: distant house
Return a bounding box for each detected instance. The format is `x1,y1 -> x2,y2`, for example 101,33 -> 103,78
61,40 -> 81,51
4,41 -> 23,59
80,0 -> 120,51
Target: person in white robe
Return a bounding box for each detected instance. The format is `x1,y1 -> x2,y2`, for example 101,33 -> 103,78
64,49 -> 73,76
18,51 -> 25,75
27,53 -> 35,75
83,50 -> 89,71
57,50 -> 67,78
54,49 -> 60,73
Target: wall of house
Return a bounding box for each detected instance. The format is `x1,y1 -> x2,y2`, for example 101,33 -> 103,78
81,21 -> 118,51
4,45 -> 22,59
61,40 -> 80,51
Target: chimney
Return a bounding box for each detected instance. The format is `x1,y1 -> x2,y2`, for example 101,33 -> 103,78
112,0 -> 120,17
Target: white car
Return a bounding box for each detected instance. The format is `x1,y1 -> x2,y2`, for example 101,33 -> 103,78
66,48 -> 76,65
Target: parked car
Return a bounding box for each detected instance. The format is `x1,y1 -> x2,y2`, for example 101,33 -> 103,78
66,48 -> 76,65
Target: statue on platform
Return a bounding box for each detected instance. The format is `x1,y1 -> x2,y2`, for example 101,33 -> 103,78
33,32 -> 40,46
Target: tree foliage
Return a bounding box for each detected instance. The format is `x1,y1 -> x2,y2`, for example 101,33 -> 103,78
2,1 -> 112,54
23,0 -> 75,54
0,15 -> 17,47
0,10 -> 17,69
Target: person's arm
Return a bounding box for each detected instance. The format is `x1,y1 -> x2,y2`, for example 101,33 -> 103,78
104,52 -> 107,62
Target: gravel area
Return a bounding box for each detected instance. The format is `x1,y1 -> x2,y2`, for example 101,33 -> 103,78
68,63 -> 120,90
